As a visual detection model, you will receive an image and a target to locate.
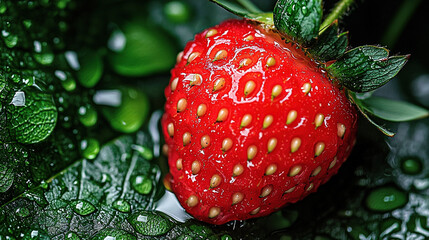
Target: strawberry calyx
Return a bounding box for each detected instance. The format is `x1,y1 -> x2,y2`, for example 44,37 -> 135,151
209,0 -> 429,136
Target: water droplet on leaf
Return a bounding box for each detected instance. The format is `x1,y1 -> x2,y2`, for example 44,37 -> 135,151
80,138 -> 100,160
112,199 -> 131,213
365,186 -> 407,212
65,232 -> 81,240
78,105 -> 98,127
70,200 -> 96,216
91,228 -> 136,240
131,175 -> 152,195
400,158 -> 422,175
15,207 -> 30,217
127,211 -> 173,236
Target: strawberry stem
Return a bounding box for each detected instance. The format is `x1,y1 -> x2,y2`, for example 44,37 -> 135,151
320,0 -> 354,32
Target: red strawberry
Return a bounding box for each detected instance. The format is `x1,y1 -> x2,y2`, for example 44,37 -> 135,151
162,19 -> 358,225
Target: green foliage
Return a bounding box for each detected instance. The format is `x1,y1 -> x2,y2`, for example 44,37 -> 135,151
0,0 -> 82,204
274,0 -> 323,44
327,46 -> 409,92
307,20 -> 348,61
0,133 -> 165,238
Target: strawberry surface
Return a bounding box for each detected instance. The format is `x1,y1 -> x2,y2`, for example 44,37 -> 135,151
162,19 -> 358,225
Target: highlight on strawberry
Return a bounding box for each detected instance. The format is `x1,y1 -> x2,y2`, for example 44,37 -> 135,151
161,0 -> 429,225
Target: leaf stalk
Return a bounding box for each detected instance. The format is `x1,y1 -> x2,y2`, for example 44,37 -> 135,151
320,0 -> 354,32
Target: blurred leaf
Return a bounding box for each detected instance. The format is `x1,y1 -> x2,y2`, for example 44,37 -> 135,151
361,96 -> 429,122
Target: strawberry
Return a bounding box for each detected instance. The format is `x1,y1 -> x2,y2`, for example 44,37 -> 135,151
161,0 -> 419,225
162,19 -> 358,225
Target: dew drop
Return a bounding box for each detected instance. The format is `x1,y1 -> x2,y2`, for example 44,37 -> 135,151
91,228 -> 136,240
65,232 -> 81,240
33,41 -> 54,65
112,199 -> 131,213
15,207 -> 30,218
365,186 -> 407,212
70,200 -> 96,216
400,157 -> 422,175
131,175 -> 153,194
2,29 -> 18,48
80,138 -> 100,160
78,105 -> 98,127
55,70 -> 76,92
127,211 -> 173,236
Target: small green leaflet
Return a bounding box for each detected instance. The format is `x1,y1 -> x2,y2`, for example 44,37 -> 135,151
274,0 -> 323,44
307,20 -> 348,61
349,92 -> 429,136
209,0 -> 274,25
361,97 -> 429,122
327,45 -> 409,93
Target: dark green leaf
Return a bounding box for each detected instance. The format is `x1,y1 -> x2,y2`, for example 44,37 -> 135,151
361,97 -> 429,122
0,123 -> 81,203
327,45 -> 409,92
274,0 -> 323,44
4,87 -> 57,144
0,133 -> 166,238
209,0 -> 273,25
307,21 -> 348,61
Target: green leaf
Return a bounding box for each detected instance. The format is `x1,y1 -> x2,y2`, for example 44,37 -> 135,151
361,97 -> 429,122
327,45 -> 409,92
4,87 -> 57,144
349,92 -> 395,136
0,130 -> 80,203
274,0 -> 323,44
209,0 -> 273,25
307,20 -> 348,61
0,133 -> 166,238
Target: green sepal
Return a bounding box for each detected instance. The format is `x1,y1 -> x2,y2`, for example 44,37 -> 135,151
349,92 -> 429,136
327,45 -> 409,93
209,0 -> 274,25
273,0 -> 323,45
307,20 -> 348,61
